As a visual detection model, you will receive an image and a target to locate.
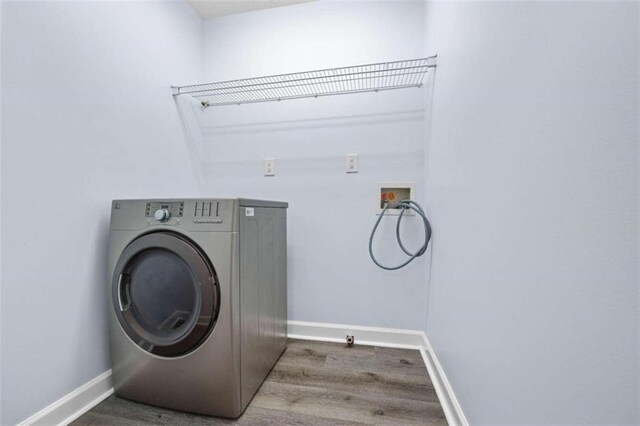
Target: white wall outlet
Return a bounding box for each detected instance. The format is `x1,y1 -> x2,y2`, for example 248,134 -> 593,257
346,154 -> 359,173
264,158 -> 275,176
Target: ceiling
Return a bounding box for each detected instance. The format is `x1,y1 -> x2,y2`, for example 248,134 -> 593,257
186,0 -> 315,19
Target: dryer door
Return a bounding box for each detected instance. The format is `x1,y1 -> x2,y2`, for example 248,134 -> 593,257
111,232 -> 219,357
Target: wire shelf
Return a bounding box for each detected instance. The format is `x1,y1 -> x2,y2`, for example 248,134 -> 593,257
173,56 -> 436,107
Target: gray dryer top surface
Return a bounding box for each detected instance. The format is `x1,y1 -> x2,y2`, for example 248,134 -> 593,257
112,198 -> 288,209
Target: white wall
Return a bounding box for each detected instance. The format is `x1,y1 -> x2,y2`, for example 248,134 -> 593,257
0,1 -> 3,421
4,1 -> 636,424
0,2 -> 204,424
423,1 -> 639,424
197,0 -> 433,329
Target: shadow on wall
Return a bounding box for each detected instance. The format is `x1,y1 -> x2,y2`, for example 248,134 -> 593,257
173,86 -> 430,179
91,215 -> 114,368
174,96 -> 207,190
201,109 -> 425,135
70,215 -> 113,373
22,212 -> 116,426
169,86 -> 434,330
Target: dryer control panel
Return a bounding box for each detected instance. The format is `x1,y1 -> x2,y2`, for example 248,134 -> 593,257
193,201 -> 224,224
145,202 -> 184,218
110,199 -> 241,232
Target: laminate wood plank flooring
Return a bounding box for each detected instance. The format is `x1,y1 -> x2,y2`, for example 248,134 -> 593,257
72,339 -> 447,425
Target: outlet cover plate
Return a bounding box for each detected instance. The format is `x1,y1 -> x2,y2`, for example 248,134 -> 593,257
346,154 -> 359,173
264,158 -> 275,176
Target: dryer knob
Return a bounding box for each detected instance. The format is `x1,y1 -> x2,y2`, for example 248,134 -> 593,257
154,208 -> 170,222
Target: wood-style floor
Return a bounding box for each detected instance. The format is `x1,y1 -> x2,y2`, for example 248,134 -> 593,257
73,339 -> 447,425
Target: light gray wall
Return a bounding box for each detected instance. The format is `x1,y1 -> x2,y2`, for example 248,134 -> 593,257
423,1 -> 639,424
0,0 -> 3,421
0,2 -> 204,424
199,0 -> 433,329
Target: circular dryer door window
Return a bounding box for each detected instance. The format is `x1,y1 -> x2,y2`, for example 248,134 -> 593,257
112,232 -> 220,357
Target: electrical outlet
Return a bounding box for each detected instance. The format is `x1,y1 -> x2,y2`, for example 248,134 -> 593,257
346,154 -> 359,173
264,158 -> 275,176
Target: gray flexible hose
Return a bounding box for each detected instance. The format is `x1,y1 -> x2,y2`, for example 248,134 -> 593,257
369,199 -> 432,270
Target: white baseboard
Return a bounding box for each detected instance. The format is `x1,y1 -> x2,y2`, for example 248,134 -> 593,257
18,370 -> 113,426
419,341 -> 469,426
288,320 -> 468,426
18,321 -> 466,426
287,320 -> 426,349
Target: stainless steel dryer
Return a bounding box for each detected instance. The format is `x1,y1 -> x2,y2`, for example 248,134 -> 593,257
107,198 -> 287,418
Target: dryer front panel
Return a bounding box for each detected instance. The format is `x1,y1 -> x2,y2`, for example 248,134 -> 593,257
111,231 -> 220,357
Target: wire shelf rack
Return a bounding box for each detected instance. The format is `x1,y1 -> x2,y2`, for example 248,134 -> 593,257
173,56 -> 437,107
